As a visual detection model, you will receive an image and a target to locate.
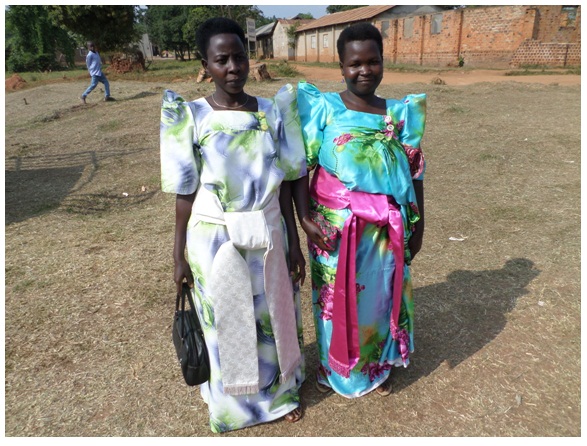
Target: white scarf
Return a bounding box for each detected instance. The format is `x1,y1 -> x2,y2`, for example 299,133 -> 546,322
192,187 -> 301,395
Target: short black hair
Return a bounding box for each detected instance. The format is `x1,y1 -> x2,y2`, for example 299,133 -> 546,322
337,22 -> 383,61
196,17 -> 247,59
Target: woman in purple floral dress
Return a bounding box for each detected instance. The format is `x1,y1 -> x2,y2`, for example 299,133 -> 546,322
291,23 -> 426,398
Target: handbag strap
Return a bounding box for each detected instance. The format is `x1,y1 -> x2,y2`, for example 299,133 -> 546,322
176,283 -> 202,337
176,283 -> 195,310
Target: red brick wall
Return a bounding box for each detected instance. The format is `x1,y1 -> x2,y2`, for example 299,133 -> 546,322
510,41 -> 580,67
534,5 -> 581,42
377,5 -> 581,69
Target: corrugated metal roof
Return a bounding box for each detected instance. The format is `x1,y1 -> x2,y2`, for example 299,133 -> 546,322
296,5 -> 396,32
255,21 -> 277,38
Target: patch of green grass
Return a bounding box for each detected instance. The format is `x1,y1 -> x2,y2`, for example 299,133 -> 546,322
384,62 -> 466,73
12,279 -> 36,293
486,205 -> 542,224
97,119 -> 123,132
34,202 -> 61,214
298,61 -> 340,70
115,59 -> 201,82
444,104 -> 467,114
8,66 -> 88,83
505,66 -> 581,76
519,63 -> 552,70
479,153 -> 501,161
565,66 -> 580,75
266,60 -> 300,78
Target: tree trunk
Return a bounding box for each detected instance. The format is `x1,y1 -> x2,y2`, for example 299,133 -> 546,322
249,63 -> 271,81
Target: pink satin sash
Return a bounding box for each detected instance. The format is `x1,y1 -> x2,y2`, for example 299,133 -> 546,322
310,167 -> 409,378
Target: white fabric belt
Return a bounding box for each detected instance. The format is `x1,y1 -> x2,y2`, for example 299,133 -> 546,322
192,187 -> 302,395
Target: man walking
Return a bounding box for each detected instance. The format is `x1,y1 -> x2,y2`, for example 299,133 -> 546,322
81,41 -> 114,103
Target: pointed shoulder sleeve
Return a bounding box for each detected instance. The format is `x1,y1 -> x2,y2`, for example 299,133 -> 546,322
399,93 -> 427,180
297,81 -> 327,169
160,90 -> 200,195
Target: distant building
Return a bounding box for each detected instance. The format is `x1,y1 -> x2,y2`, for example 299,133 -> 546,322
254,18 -> 314,60
255,22 -> 277,59
273,18 -> 314,60
294,5 -> 443,63
294,4 -> 581,68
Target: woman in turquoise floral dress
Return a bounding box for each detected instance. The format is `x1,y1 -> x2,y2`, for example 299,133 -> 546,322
160,18 -> 307,432
291,23 -> 426,398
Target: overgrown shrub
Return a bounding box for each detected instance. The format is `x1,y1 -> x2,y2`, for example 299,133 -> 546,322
7,50 -> 61,72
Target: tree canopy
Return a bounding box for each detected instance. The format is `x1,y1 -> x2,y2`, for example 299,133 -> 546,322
48,5 -> 140,51
145,5 -> 270,60
6,5 -> 77,72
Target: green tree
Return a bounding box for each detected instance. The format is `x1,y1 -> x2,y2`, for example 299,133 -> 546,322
6,5 -> 76,72
326,5 -> 364,14
48,5 -> 140,51
183,6 -> 219,56
145,5 -> 270,60
145,5 -> 192,60
286,21 -> 304,50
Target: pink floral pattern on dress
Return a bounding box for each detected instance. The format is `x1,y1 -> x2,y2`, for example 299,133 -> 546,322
361,361 -> 392,382
402,144 -> 425,179
334,133 -> 354,146
318,283 -> 335,320
308,209 -> 341,259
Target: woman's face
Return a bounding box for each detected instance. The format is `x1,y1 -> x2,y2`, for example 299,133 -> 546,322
203,33 -> 249,96
339,39 -> 383,97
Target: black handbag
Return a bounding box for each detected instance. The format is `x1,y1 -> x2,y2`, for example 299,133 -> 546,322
172,283 -> 210,386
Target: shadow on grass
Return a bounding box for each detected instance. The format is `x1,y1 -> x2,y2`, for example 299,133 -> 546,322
297,258 -> 540,405
5,147 -> 153,225
392,257 -> 541,392
124,91 -> 160,101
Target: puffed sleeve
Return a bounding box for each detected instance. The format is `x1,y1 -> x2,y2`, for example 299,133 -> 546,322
160,89 -> 200,194
297,81 -> 327,169
399,93 -> 427,180
274,83 -> 308,181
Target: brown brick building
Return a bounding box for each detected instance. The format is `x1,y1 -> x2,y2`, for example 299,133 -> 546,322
294,5 -> 580,68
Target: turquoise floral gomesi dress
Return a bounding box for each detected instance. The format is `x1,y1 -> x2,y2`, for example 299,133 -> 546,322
297,81 -> 426,398
160,84 -> 306,432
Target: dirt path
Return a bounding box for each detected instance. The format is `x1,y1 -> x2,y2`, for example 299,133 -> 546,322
293,64 -> 581,86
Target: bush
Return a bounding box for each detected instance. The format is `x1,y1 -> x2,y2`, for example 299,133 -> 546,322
269,60 -> 300,78
7,50 -> 38,72
7,50 -> 60,72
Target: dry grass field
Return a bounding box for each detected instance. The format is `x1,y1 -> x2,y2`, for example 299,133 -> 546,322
4,68 -> 581,437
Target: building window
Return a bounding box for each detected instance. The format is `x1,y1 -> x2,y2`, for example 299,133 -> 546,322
323,34 -> 329,48
403,17 -> 414,38
431,14 -> 443,34
311,35 -> 316,49
380,20 -> 390,38
560,6 -> 578,28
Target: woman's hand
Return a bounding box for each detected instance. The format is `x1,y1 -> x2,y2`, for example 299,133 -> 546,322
408,229 -> 423,260
288,243 -> 306,286
409,180 -> 425,261
301,216 -> 333,252
174,256 -> 194,295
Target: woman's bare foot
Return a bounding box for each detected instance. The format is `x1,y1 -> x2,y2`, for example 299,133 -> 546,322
284,407 -> 302,423
375,379 -> 393,396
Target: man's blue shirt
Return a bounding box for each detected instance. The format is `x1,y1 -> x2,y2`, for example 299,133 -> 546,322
86,51 -> 103,76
